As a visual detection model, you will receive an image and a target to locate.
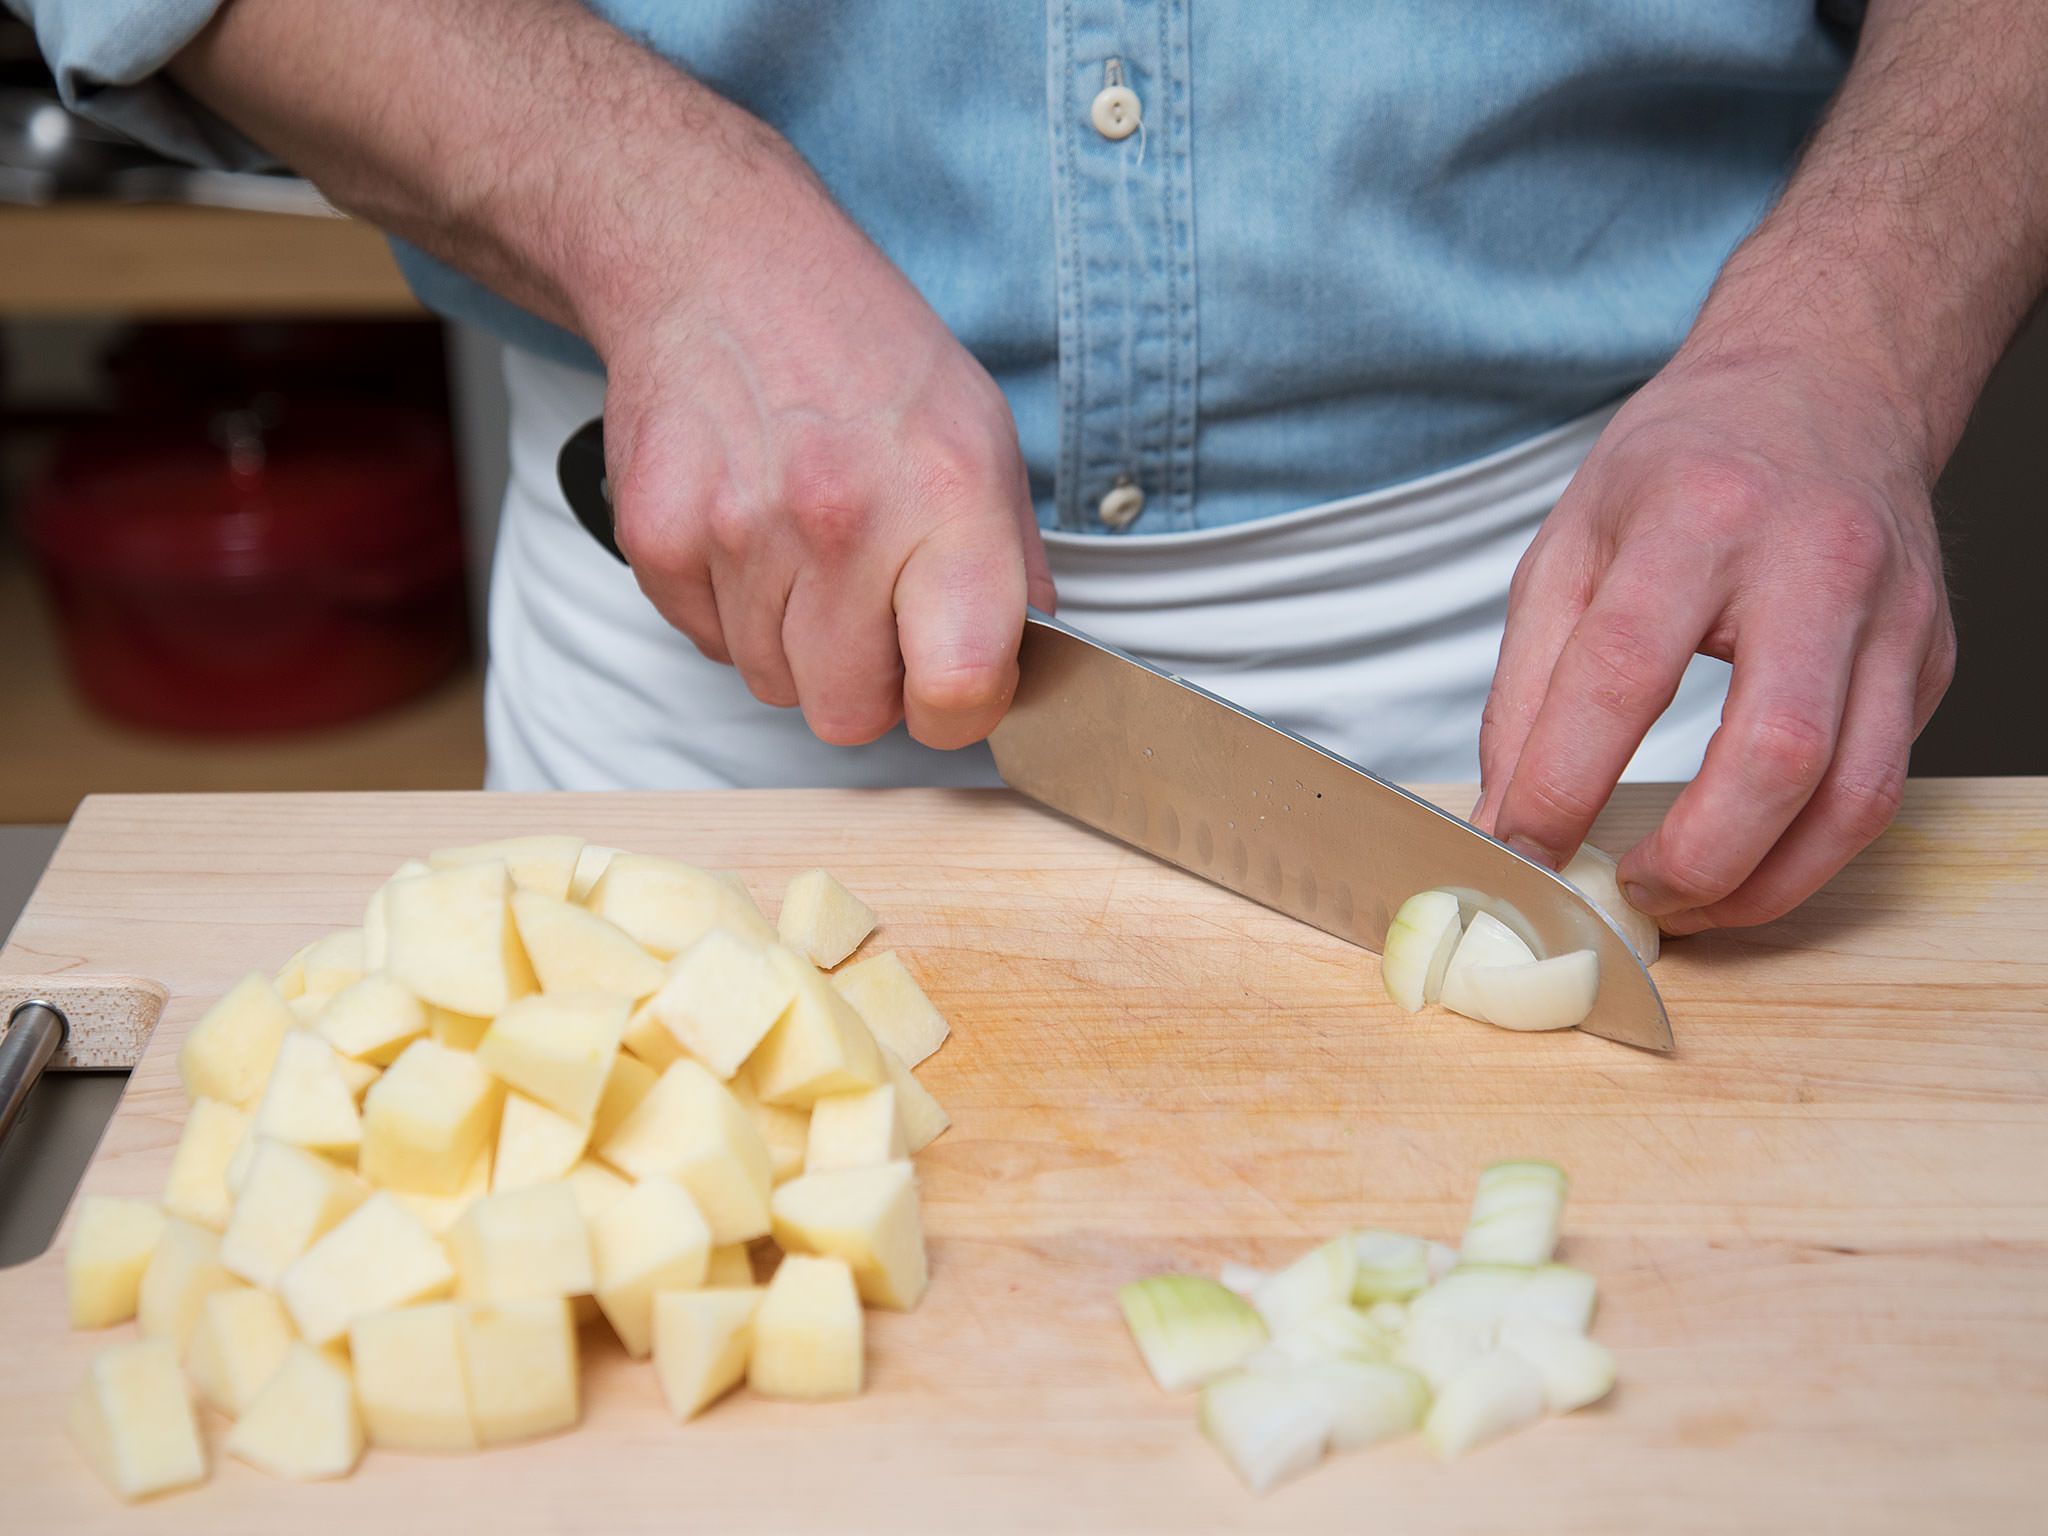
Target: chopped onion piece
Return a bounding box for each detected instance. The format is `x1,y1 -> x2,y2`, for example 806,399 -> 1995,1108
1426,1240 -> 1461,1282
1349,1229 -> 1433,1303
1380,891 -> 1462,1012
1499,1320 -> 1616,1413
1199,1370 -> 1331,1493
1461,1160 -> 1568,1266
1423,1350 -> 1546,1460
1462,950 -> 1599,1032
1292,1359 -> 1431,1451
1362,1299 -> 1408,1332
1118,1275 -> 1268,1392
1512,1264 -> 1597,1334
1217,1261 -> 1269,1298
1437,913 -> 1536,1023
1253,1237 -> 1357,1337
1252,1304 -> 1391,1369
1394,1313 -> 1494,1393
1561,844 -> 1659,966
1408,1265 -> 1531,1333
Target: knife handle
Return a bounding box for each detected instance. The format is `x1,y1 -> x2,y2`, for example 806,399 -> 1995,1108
556,416 -> 627,564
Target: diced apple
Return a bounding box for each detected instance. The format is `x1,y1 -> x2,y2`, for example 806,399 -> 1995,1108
449,1183 -> 595,1303
362,858 -> 430,970
349,1301 -> 478,1454
384,860 -> 536,1017
560,1157 -> 632,1226
333,1054 -> 380,1103
776,869 -> 876,968
288,991 -> 336,1028
621,997 -> 686,1070
389,1145 -> 492,1236
598,1059 -> 773,1244
279,1192 -> 455,1346
219,1139 -> 369,1289
458,1297 -> 580,1445
510,888 -> 665,999
829,951 -> 948,1066
770,1161 -> 927,1311
136,1217 -> 240,1349
66,1196 -> 167,1328
748,1254 -> 862,1400
177,972 -> 293,1107
568,843 -> 620,904
161,1096 -> 252,1229
590,1050 -> 658,1148
879,1045 -> 950,1152
301,928 -> 368,994
477,993 -> 627,1125
315,973 -> 427,1065
728,1069 -> 809,1184
187,1287 -> 295,1417
586,854 -> 777,958
275,942 -> 313,1002
428,1006 -> 492,1052
705,1244 -> 754,1287
67,1338 -> 207,1501
747,947 -> 887,1107
361,1038 -> 503,1195
590,1175 -> 713,1357
430,834 -> 586,900
493,1091 -> 591,1192
643,929 -> 796,1079
224,1343 -> 364,1481
653,1288 -> 762,1421
804,1084 -> 906,1172
251,1033 -> 362,1161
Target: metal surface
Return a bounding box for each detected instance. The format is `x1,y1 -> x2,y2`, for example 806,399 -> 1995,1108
988,611 -> 1673,1051
0,1001 -> 65,1145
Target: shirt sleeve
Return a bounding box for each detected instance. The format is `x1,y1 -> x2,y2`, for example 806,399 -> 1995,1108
7,0 -> 277,170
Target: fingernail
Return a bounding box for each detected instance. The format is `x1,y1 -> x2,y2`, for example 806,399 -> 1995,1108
1659,909 -> 1711,938
1469,788 -> 1489,827
1505,835 -> 1561,870
1623,879 -> 1681,917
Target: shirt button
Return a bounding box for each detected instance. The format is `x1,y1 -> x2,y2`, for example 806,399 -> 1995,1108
1097,480 -> 1146,529
1091,84 -> 1141,141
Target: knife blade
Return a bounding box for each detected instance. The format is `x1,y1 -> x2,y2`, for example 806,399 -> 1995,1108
550,418 -> 1671,1048
988,611 -> 1673,1051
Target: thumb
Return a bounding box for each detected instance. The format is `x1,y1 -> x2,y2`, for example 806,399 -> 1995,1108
893,517 -> 1027,750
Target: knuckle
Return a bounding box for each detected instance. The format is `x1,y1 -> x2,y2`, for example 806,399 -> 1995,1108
1515,770 -> 1606,834
701,492 -> 759,563
1830,765 -> 1905,845
1652,839 -> 1741,908
1811,503 -> 1892,585
808,701 -> 900,748
1744,705 -> 1837,794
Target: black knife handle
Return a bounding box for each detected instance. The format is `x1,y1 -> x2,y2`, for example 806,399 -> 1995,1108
556,416 -> 628,564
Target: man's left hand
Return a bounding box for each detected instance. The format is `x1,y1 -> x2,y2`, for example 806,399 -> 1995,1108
1473,343 -> 1955,935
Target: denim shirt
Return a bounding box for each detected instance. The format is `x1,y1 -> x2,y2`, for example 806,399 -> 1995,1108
15,1 -> 1851,534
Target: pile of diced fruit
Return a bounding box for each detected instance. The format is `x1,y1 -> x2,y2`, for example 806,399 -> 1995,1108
62,836 -> 953,1501
1120,1160 -> 1614,1493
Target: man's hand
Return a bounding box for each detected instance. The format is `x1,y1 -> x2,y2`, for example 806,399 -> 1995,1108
172,0 -> 1050,751
594,150 -> 1052,749
1474,345 -> 1953,933
1475,0 -> 2048,934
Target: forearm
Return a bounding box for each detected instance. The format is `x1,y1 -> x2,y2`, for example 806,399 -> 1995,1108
169,0 -> 800,356
1683,0 -> 2048,477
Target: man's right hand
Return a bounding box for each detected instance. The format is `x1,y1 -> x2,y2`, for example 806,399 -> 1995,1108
171,0 -> 1051,751
591,145 -> 1053,750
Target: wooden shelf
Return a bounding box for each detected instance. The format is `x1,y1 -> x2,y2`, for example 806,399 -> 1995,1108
0,203 -> 420,317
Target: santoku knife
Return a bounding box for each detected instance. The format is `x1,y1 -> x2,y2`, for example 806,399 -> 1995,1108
556,418 -> 1672,1051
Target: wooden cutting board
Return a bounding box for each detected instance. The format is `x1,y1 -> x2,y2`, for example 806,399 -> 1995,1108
1,783 -> 2043,1532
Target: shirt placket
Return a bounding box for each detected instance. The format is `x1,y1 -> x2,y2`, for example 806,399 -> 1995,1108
1046,0 -> 1198,533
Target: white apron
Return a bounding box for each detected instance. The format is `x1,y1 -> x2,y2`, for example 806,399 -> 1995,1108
483,346 -> 1729,792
